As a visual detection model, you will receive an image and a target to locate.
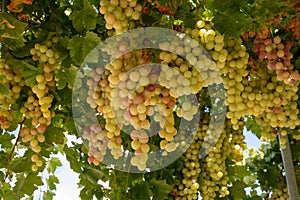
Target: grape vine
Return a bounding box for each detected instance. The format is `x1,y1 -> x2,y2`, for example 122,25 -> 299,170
0,0 -> 299,199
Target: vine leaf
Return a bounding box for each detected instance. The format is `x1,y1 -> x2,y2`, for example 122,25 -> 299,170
0,171 -> 4,181
0,13 -> 27,49
257,165 -> 280,190
47,175 -> 59,190
44,127 -> 65,145
208,0 -> 250,38
0,159 -> 7,176
43,191 -> 55,200
6,58 -> 43,87
245,117 -> 261,139
15,173 -> 43,196
229,180 -> 247,199
55,65 -> 78,90
63,145 -> 82,173
81,168 -> 105,185
68,31 -> 101,66
69,0 -> 98,32
47,157 -> 62,174
0,132 -> 14,150
10,150 -> 33,173
0,82 -> 10,97
150,179 -> 173,200
130,182 -> 153,200
1,182 -> 18,200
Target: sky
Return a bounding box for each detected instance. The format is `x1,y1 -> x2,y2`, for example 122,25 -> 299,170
53,154 -> 80,199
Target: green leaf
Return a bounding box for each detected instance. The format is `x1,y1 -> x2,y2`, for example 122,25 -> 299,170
53,39 -> 69,62
43,191 -> 54,200
66,65 -> 79,89
80,168 -> 104,185
229,180 -> 247,199
150,179 -> 173,200
44,127 -> 65,145
233,165 -> 249,178
63,146 -> 82,173
85,168 -> 105,182
14,175 -> 26,198
11,41 -> 34,58
250,195 -> 264,200
0,171 -> 4,181
15,173 -> 43,196
0,82 -> 10,97
55,65 -> 79,90
0,151 -> 8,168
257,166 -> 280,191
69,0 -> 98,32
213,12 -> 247,38
294,56 -> 300,70
245,117 -> 261,139
79,186 -> 94,200
11,150 -> 33,173
209,0 -> 250,38
47,157 -> 62,173
47,175 -> 59,190
0,13 -> 27,50
130,182 -> 153,200
68,31 -> 101,66
6,58 -> 43,87
0,132 -> 14,149
266,165 -> 281,188
1,182 -> 18,200
55,69 -> 68,90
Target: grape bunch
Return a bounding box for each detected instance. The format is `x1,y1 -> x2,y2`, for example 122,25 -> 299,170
270,187 -> 290,200
186,20 -> 249,129
253,36 -> 299,84
85,52 -> 147,161
0,59 -> 25,130
85,52 -> 198,168
226,120 -> 246,163
19,124 -> 46,171
18,35 -> 62,170
222,38 -> 249,130
99,0 -> 142,34
29,36 -> 60,120
83,123 -> 109,166
173,114 -> 245,200
81,28 -> 220,170
174,114 -> 208,200
198,119 -> 245,200
245,59 -> 300,142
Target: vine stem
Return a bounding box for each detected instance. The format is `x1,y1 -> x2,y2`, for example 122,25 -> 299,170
278,134 -> 299,200
2,0 -> 4,13
4,120 -> 25,182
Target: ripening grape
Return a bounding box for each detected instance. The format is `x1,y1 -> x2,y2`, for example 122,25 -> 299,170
99,0 -> 142,34
0,59 -> 25,130
83,124 -> 109,165
186,20 -> 249,128
245,58 -> 300,141
12,34 -> 62,171
253,36 -> 298,84
176,125 -> 203,199
20,125 -> 46,169
270,187 -> 290,200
